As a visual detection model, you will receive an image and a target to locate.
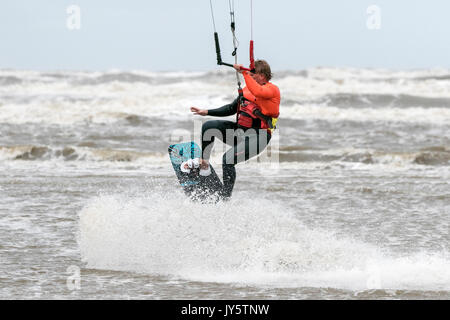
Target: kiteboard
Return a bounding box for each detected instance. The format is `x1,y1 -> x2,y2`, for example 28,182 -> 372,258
168,141 -> 223,201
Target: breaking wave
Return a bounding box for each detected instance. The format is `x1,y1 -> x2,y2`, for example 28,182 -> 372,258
1,67 -> 449,125
279,146 -> 450,166
1,144 -> 448,167
0,145 -> 165,163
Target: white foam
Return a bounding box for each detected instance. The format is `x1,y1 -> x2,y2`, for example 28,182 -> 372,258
278,68 -> 450,101
1,68 -> 449,125
281,104 -> 450,124
303,66 -> 450,81
78,194 -> 450,291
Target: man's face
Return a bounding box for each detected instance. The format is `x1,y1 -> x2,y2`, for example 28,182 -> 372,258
251,72 -> 267,85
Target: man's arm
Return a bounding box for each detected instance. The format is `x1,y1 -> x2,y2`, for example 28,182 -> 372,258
207,98 -> 239,117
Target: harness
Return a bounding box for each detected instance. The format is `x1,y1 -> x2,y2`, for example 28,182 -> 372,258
237,99 -> 278,133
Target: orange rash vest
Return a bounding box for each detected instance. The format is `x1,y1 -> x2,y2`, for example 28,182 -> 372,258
242,71 -> 281,118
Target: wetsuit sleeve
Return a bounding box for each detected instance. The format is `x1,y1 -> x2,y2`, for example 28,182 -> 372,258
243,72 -> 278,99
207,98 -> 238,117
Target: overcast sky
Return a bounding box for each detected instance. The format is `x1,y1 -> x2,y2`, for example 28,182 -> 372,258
1,0 -> 449,71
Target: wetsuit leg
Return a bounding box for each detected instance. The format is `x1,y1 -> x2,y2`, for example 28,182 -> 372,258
221,129 -> 272,198
222,163 -> 236,199
201,120 -> 237,160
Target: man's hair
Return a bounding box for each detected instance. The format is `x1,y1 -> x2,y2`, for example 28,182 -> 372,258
254,60 -> 272,81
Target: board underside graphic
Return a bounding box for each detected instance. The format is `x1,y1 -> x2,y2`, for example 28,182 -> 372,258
168,142 -> 224,201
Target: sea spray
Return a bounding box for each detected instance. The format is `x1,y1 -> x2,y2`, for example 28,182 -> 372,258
78,193 -> 450,291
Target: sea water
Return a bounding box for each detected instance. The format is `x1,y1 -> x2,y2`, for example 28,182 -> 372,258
0,68 -> 449,299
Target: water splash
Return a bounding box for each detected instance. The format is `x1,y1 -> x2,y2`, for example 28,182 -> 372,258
78,193 -> 450,291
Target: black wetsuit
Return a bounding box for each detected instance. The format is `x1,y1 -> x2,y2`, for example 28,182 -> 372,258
202,98 -> 272,198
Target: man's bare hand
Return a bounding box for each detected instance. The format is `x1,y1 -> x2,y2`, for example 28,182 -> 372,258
190,107 -> 208,116
233,64 -> 245,73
